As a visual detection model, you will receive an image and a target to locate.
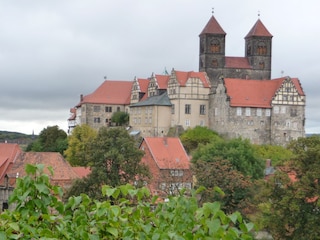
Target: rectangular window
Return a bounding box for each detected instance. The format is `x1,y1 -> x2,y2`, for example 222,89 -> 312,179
256,108 -> 262,116
94,106 -> 101,112
281,106 -> 286,114
265,109 -> 271,116
185,119 -> 190,126
117,107 -> 120,112
274,106 -> 279,114
214,107 -> 219,116
236,107 -> 242,116
105,106 -> 112,112
200,105 -> 206,115
94,117 -> 100,123
171,104 -> 175,114
185,104 -> 191,114
245,107 -> 251,116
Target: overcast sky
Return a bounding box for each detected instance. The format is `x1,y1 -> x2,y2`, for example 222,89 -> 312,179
0,0 -> 319,135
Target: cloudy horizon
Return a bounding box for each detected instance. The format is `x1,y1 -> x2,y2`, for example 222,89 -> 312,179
0,0 -> 319,135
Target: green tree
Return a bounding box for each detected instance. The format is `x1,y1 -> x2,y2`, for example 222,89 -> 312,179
0,164 -> 255,239
193,159 -> 253,215
27,125 -> 67,154
111,111 -> 129,126
180,126 -> 221,153
65,127 -> 150,200
64,124 -> 97,166
192,137 -> 264,180
258,136 -> 320,239
253,144 -> 293,166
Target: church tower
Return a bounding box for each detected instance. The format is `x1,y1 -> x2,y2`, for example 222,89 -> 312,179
245,19 -> 273,79
199,15 -> 226,87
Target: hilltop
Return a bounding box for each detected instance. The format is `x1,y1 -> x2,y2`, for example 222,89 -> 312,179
0,130 -> 37,145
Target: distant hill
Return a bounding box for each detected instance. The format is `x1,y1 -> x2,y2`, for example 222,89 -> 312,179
0,130 -> 37,145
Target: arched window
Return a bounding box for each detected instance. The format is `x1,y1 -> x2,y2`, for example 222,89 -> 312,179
257,42 -> 267,55
212,58 -> 218,67
210,39 -> 220,53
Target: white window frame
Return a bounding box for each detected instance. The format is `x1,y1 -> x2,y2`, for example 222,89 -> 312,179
236,107 -> 242,116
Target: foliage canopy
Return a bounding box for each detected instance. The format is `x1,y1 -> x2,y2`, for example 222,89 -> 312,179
0,164 -> 255,239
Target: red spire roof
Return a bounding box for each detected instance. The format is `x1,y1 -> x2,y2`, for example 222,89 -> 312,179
200,15 -> 226,36
245,19 -> 273,38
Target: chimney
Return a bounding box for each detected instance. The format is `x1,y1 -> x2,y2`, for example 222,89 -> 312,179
266,159 -> 272,168
80,94 -> 83,101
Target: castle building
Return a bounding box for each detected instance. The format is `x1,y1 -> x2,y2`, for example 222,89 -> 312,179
201,15 -> 305,145
68,15 -> 305,145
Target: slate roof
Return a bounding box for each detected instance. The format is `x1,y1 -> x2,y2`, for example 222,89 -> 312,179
224,77 -> 304,108
245,19 -> 273,38
175,70 -> 211,88
199,15 -> 226,36
142,137 -> 190,169
80,80 -> 133,105
225,57 -> 252,69
130,92 -> 172,107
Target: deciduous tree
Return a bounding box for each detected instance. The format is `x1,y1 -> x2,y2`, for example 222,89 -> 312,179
257,136 -> 320,239
180,126 -> 221,153
64,124 -> 97,166
65,127 -> 150,200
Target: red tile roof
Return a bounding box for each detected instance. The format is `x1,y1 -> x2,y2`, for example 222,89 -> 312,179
138,78 -> 149,93
68,108 -> 76,121
225,57 -> 252,69
0,143 -> 21,182
143,137 -> 190,169
199,15 -> 226,35
72,166 -> 91,178
245,19 -> 273,38
6,152 -> 80,187
175,70 -> 211,88
81,80 -> 133,105
224,77 -> 304,108
155,74 -> 170,89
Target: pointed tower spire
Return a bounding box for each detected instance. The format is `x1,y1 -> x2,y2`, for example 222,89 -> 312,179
199,15 -> 226,36
245,19 -> 273,38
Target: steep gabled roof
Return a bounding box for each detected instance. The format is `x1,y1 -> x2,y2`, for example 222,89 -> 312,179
174,70 -> 211,88
80,80 -> 133,105
137,78 -> 149,93
143,137 -> 190,169
0,143 -> 21,181
245,19 -> 273,38
130,92 -> 171,107
224,77 -> 304,108
155,74 -> 170,89
199,15 -> 226,36
225,57 -> 252,69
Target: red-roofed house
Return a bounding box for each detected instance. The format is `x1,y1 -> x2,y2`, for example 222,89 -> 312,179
68,80 -> 133,132
140,137 -> 192,196
209,77 -> 305,145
